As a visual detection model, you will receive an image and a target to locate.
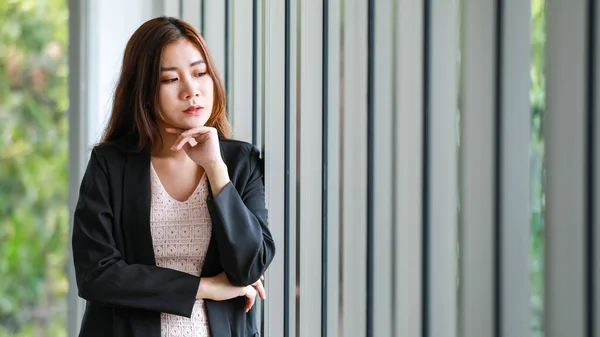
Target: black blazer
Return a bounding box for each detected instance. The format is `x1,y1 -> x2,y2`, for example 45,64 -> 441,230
71,137 -> 275,337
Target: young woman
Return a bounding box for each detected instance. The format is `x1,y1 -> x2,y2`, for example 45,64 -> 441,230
71,16 -> 275,337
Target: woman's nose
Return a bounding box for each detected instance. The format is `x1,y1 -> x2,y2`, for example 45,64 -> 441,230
181,80 -> 200,99
183,89 -> 199,99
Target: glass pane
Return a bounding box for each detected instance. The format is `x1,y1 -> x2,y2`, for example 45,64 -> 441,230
0,0 -> 69,336
530,0 -> 545,335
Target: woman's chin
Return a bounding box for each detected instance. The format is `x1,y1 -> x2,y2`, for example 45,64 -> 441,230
187,121 -> 209,129
167,118 -> 209,130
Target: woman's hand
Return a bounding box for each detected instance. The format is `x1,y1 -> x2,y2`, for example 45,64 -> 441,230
166,126 -> 223,169
197,272 -> 265,313
166,127 -> 230,195
251,275 -> 266,300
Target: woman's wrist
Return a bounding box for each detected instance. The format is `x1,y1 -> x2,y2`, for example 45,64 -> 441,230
203,160 -> 227,175
203,161 -> 230,196
196,277 -> 210,300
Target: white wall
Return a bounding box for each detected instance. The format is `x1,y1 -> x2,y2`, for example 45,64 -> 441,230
88,0 -> 159,144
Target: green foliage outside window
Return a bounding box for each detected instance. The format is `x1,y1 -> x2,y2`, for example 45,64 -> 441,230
0,0 -> 69,336
530,0 -> 545,335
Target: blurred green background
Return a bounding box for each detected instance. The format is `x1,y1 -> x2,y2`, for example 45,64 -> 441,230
0,0 -> 69,336
0,0 -> 545,336
530,0 -> 546,335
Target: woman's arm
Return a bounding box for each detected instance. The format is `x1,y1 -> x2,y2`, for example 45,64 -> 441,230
72,150 -> 200,317
161,127 -> 276,287
206,146 -> 276,286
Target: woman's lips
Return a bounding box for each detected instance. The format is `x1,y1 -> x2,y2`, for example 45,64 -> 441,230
184,106 -> 204,115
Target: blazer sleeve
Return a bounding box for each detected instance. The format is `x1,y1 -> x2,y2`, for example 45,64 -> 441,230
206,146 -> 276,286
71,150 -> 199,317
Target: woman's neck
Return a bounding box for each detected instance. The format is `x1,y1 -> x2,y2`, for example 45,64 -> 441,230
151,128 -> 187,160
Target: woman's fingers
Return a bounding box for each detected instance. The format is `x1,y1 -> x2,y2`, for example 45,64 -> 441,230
166,126 -> 216,139
170,135 -> 192,151
171,126 -> 214,138
244,286 -> 257,313
170,130 -> 211,151
165,127 -> 190,135
181,141 -> 193,153
166,126 -> 217,151
252,279 -> 266,300
171,133 -> 204,151
182,127 -> 209,137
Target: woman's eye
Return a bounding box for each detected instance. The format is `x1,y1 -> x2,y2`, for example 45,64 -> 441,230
194,72 -> 207,78
162,78 -> 178,83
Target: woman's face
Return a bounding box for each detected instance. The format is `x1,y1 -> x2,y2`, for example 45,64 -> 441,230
157,38 -> 214,130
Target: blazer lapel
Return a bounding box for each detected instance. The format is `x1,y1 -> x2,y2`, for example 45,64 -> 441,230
121,149 -> 156,265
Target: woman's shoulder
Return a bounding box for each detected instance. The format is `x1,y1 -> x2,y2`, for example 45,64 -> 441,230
90,137 -> 146,168
91,142 -> 130,161
219,138 -> 260,158
94,134 -> 145,155
219,138 -> 262,170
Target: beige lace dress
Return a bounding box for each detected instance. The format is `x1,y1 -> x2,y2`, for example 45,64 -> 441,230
149,164 -> 212,337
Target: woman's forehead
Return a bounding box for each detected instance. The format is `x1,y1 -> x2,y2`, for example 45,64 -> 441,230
161,39 -> 204,66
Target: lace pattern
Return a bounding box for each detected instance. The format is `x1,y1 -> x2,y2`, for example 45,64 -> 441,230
150,164 -> 212,337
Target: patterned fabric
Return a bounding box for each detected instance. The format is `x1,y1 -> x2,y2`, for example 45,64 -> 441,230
150,164 -> 212,337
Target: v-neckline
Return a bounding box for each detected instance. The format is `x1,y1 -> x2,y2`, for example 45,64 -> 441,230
150,162 -> 206,204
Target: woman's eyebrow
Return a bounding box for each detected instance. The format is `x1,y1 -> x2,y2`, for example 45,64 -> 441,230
161,60 -> 206,72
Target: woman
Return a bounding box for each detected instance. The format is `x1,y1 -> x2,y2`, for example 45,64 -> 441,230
71,16 -> 275,337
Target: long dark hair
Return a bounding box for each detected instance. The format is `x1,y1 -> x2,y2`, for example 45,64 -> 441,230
99,16 -> 230,150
